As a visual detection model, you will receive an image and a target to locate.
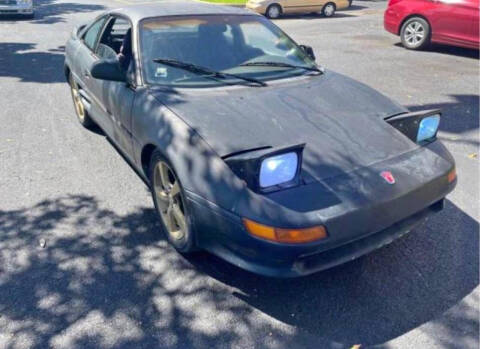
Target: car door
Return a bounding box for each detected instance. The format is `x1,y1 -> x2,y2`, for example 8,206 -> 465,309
95,16 -> 136,158
431,0 -> 476,46
283,0 -> 319,14
74,15 -> 115,136
466,0 -> 479,46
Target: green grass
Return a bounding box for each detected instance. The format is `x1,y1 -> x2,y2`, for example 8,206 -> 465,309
200,0 -> 247,4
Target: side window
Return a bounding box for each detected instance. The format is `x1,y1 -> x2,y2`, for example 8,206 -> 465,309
97,16 -> 134,72
83,17 -> 107,51
98,17 -> 132,55
110,18 -> 131,39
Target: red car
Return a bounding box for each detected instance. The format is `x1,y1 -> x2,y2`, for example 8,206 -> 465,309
384,0 -> 479,50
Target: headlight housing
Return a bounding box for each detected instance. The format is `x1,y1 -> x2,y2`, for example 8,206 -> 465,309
225,144 -> 305,193
387,109 -> 441,145
259,152 -> 298,188
417,115 -> 440,143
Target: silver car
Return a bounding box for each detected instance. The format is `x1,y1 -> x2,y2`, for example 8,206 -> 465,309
0,0 -> 34,18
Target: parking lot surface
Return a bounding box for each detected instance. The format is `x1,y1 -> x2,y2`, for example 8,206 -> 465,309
0,0 -> 478,348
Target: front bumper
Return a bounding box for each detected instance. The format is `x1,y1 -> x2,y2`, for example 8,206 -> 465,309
187,141 -> 456,277
0,4 -> 33,15
188,193 -> 452,277
293,200 -> 442,274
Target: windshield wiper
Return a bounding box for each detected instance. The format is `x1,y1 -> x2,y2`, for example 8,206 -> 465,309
152,58 -> 267,87
240,62 -> 323,74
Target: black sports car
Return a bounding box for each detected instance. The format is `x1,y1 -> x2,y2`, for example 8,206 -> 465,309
64,2 -> 456,277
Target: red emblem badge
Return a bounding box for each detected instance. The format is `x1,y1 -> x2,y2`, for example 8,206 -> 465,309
380,171 -> 395,184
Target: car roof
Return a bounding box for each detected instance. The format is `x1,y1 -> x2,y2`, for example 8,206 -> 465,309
109,1 -> 258,24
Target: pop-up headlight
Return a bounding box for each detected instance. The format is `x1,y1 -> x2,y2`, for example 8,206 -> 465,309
259,152 -> 298,188
417,115 -> 440,143
224,144 -> 305,193
386,109 -> 441,145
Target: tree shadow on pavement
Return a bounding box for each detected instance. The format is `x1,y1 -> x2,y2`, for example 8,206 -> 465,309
394,42 -> 479,60
343,4 -> 368,11
0,195 -> 477,348
0,0 -> 105,24
0,195 -> 246,349
0,42 -> 65,83
32,0 -> 105,25
429,44 -> 480,60
408,94 -> 479,147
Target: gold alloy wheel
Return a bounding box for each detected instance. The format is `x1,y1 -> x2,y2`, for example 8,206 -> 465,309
70,77 -> 85,122
153,161 -> 188,242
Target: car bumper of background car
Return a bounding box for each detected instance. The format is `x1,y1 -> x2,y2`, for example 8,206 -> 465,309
245,2 -> 268,14
384,8 -> 401,35
186,142 -> 456,278
0,5 -> 33,15
335,0 -> 351,11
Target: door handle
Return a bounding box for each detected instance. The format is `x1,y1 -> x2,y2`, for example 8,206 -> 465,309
83,70 -> 91,79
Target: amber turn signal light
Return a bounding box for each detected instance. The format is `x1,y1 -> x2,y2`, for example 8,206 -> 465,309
448,168 -> 456,183
243,218 -> 328,244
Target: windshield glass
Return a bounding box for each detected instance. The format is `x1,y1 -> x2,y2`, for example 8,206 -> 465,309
140,15 -> 318,87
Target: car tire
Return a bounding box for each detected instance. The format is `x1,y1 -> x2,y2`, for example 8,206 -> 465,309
266,4 -> 282,19
322,2 -> 336,17
69,72 -> 95,129
400,17 -> 431,50
149,150 -> 197,253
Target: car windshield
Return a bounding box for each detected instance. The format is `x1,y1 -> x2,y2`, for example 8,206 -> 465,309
140,14 -> 319,87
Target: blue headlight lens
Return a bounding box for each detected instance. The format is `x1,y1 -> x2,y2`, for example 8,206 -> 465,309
417,115 -> 440,143
259,152 -> 298,188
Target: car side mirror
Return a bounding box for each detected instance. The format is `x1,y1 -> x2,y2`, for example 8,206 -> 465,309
90,59 -> 126,82
300,45 -> 316,61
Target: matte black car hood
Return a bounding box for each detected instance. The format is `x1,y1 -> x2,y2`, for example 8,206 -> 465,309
150,71 -> 417,181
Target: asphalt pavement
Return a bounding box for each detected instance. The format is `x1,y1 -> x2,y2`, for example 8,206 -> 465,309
0,0 -> 478,348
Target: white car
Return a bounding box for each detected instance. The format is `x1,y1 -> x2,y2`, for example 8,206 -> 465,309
0,0 -> 34,18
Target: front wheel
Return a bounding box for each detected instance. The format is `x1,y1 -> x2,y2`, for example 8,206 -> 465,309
322,2 -> 336,17
400,17 -> 431,50
69,72 -> 94,128
149,151 -> 196,253
266,4 -> 282,19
